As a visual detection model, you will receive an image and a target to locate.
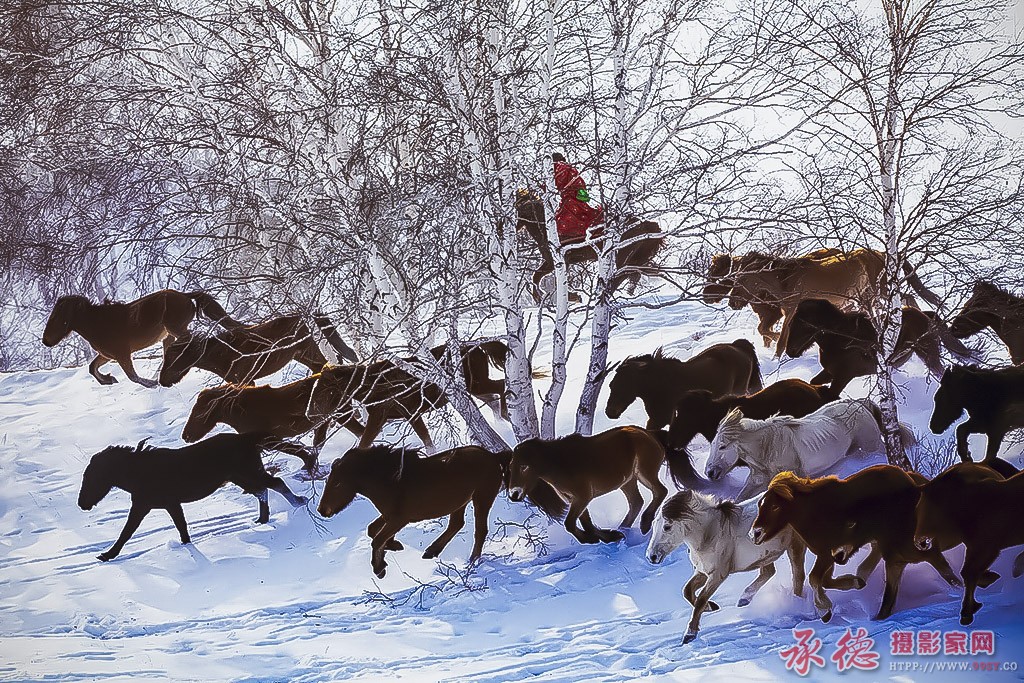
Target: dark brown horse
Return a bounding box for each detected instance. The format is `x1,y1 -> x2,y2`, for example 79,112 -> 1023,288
508,426 -> 667,544
605,340 -> 762,431
784,298 -> 972,392
929,364 -> 1024,462
914,462 -> 1024,625
751,467 -> 960,622
42,289 -> 241,387
78,433 -> 307,561
664,379 -> 840,486
516,191 -> 663,295
317,445 -> 567,577
950,281 -> 1024,364
159,313 -> 358,387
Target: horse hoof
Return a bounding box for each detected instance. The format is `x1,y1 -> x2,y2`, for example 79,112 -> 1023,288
960,613 -> 975,626
422,549 -> 438,560
737,598 -> 750,607
949,577 -> 964,588
97,553 -> 115,562
855,577 -> 866,589
822,610 -> 833,623
682,632 -> 698,645
386,540 -> 404,551
255,517 -> 269,525
373,565 -> 387,578
605,531 -> 625,543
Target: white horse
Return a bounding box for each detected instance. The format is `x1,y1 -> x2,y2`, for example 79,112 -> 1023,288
705,398 -> 914,500
647,489 -> 806,644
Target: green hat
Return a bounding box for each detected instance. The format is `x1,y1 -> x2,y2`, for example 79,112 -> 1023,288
576,188 -> 590,202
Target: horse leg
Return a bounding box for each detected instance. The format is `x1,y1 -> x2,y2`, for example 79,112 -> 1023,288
266,476 -> 308,508
409,415 -> 435,454
874,559 -> 907,620
89,354 -> 118,385
618,478 -> 644,530
854,544 -> 882,585
113,352 -> 159,388
467,485 -> 500,563
564,499 -> 601,544
579,508 -> 624,543
738,563 -> 776,607
251,489 -> 271,524
808,555 -> 837,622
165,503 -> 191,544
984,429 -> 1007,462
423,505 -> 467,560
924,550 -> 962,587
682,572 -> 718,611
270,437 -> 319,471
774,307 -> 795,358
809,368 -> 832,386
357,412 -> 387,449
370,518 -> 407,578
367,516 -> 403,551
955,419 -> 979,462
960,546 -> 1000,626
788,539 -> 807,597
637,470 -> 668,535
754,305 -> 783,348
98,503 -> 151,561
684,572 -> 727,644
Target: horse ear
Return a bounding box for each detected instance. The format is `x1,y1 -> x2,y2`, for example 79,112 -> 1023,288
134,438 -> 151,452
596,360 -> 623,382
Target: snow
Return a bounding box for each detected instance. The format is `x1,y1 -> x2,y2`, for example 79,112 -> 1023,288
2,299 -> 1023,682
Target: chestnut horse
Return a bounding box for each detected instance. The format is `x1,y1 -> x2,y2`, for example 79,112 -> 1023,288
605,339 -> 762,432
914,462 -> 1024,625
159,313 -> 358,387
508,426 -> 667,544
665,379 -> 840,485
78,433 -> 307,561
516,191 -> 663,296
783,298 -> 972,392
950,281 -> 1024,364
318,445 -> 567,577
751,467 -> 960,622
43,289 -> 241,387
929,364 -> 1024,463
704,249 -> 942,354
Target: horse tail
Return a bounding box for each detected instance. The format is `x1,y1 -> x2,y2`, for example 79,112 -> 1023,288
732,338 -> 763,392
649,429 -> 709,490
312,312 -> 359,363
495,450 -> 567,520
901,262 -> 944,310
188,291 -> 244,329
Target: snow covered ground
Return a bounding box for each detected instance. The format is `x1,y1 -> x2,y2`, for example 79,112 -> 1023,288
2,299 -> 1023,682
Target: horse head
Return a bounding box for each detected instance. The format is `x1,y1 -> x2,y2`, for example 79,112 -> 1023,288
784,300 -> 826,358
705,408 -> 746,481
78,446 -> 126,510
604,358 -> 646,419
181,388 -> 225,442
646,489 -> 722,564
42,295 -> 90,347
507,440 -> 545,502
929,367 -> 966,434
949,281 -> 1002,338
159,334 -> 207,387
749,472 -> 801,544
317,454 -> 361,518
703,254 -> 735,304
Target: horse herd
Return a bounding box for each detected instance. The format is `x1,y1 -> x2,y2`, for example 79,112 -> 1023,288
43,248 -> 1024,644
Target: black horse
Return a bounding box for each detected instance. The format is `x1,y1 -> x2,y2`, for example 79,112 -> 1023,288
78,432 -> 307,561
929,364 -> 1024,463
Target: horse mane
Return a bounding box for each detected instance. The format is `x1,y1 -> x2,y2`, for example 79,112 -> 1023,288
767,471 -> 834,500
715,406 -> 747,443
622,346 -> 674,366
715,498 -> 743,523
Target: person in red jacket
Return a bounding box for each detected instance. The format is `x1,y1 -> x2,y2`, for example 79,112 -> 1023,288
551,152 -> 603,244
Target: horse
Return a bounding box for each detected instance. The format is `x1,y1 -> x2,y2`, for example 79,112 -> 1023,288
929,364 -> 1024,462
515,190 -> 663,296
159,312 -> 358,387
78,432 -> 307,561
704,249 -> 942,354
706,398 -> 913,500
750,467 -> 961,622
950,281 -> 1024,365
605,339 -> 762,433
647,490 -> 806,644
42,289 -> 242,387
317,445 -> 567,577
664,379 -> 841,485
783,298 -> 973,392
914,462 -> 1024,625
507,426 -> 667,544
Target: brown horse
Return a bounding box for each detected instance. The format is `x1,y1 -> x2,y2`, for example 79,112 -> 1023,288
317,445 -> 567,577
515,191 -> 663,296
159,313 -> 358,387
783,298 -> 972,392
914,462 -> 1024,625
78,432 -> 307,561
664,379 -> 840,485
507,426 -> 667,544
950,281 -> 1024,364
751,467 -> 960,622
42,289 -> 241,387
605,340 -> 762,431
704,249 -> 942,353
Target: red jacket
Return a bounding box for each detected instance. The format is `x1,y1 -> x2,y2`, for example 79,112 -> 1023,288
554,161 -> 587,200
556,198 -> 604,242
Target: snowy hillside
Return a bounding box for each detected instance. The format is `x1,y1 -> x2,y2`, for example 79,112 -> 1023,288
2,299 -> 1023,682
